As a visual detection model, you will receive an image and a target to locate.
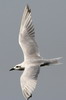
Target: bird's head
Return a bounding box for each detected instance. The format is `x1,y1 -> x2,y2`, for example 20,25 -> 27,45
9,64 -> 24,71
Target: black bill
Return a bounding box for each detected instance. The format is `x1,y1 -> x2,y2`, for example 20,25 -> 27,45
9,68 -> 15,71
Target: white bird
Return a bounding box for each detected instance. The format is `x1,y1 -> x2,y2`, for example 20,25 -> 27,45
10,5 -> 62,100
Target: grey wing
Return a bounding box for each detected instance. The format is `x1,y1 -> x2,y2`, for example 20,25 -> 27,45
19,5 -> 40,60
20,66 -> 40,100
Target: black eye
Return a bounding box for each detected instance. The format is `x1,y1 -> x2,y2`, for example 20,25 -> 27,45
16,66 -> 19,68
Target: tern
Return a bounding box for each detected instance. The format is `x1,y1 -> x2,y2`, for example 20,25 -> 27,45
10,5 -> 62,100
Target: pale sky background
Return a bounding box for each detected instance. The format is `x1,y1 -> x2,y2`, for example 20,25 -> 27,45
0,0 -> 66,100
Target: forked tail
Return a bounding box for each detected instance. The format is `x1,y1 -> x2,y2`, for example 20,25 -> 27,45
40,57 -> 62,66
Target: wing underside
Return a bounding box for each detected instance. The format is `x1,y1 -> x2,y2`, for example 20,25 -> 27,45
19,5 -> 40,60
20,66 -> 40,100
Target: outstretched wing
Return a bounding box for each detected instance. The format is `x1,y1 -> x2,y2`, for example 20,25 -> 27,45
19,5 -> 40,60
20,66 -> 40,100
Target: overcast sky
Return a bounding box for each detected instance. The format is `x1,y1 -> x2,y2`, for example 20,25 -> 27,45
0,0 -> 66,100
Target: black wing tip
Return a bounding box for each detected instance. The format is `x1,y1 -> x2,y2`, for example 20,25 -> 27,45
27,94 -> 32,100
26,4 -> 31,13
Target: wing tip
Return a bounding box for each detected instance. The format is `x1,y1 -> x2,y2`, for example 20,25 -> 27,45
25,4 -> 31,13
27,94 -> 32,100
23,88 -> 32,100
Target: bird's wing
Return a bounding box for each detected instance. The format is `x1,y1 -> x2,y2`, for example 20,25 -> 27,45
19,5 -> 40,60
20,65 -> 40,100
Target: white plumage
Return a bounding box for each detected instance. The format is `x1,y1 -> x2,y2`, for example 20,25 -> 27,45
19,5 -> 39,60
10,5 -> 62,100
20,65 -> 40,100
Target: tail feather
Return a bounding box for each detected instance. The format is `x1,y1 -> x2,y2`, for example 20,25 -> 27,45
47,57 -> 62,65
40,57 -> 62,66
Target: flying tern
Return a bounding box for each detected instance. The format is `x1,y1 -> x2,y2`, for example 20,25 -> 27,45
10,5 -> 62,100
